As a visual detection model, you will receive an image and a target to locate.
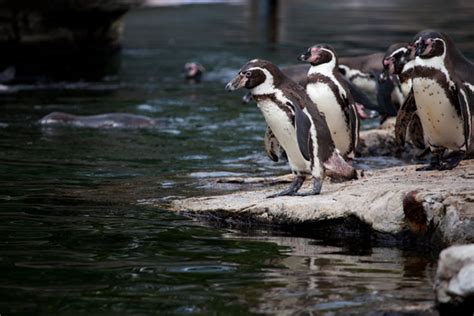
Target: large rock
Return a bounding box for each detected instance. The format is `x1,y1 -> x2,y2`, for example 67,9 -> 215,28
435,244 -> 474,314
0,0 -> 143,81
160,159 -> 474,247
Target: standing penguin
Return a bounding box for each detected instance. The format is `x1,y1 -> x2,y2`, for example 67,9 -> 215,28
383,43 -> 426,151
225,59 -> 357,197
297,44 -> 360,158
399,30 -> 473,170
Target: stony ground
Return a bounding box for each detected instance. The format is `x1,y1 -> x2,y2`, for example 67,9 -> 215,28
162,158 -> 474,247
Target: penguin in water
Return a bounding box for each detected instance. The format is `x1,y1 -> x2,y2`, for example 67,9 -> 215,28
397,30 -> 473,170
297,44 -> 360,158
383,43 -> 426,152
225,59 -> 357,197
184,62 -> 205,83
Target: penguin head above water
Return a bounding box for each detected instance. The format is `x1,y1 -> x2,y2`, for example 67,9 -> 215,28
413,30 -> 447,59
297,44 -> 337,67
225,59 -> 285,93
184,62 -> 205,83
382,42 -> 415,78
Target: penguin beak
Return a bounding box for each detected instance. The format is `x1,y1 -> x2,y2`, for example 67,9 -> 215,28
225,73 -> 247,91
381,57 -> 395,80
297,51 -> 311,62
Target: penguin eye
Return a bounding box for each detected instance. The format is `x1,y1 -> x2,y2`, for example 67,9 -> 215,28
244,71 -> 252,78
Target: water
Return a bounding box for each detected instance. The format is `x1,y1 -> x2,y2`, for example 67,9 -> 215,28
1,0 -> 473,314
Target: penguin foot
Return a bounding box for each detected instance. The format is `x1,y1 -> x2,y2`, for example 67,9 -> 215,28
416,164 -> 439,171
266,175 -> 305,198
438,152 -> 464,170
266,190 -> 298,198
294,178 -> 322,196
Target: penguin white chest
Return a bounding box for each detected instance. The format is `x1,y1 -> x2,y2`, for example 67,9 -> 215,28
257,100 -> 311,173
413,78 -> 464,149
307,83 -> 351,155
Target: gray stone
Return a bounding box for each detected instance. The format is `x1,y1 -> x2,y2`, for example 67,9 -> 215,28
159,158 -> 474,247
435,244 -> 474,313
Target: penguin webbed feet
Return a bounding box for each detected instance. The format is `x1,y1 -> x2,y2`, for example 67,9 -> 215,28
266,175 -> 306,198
416,150 -> 442,171
294,178 -> 322,197
438,151 -> 465,170
266,176 -> 322,198
416,150 -> 464,171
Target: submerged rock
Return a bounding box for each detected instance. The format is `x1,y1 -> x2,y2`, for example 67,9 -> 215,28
435,244 -> 474,314
161,159 -> 474,247
39,112 -> 158,128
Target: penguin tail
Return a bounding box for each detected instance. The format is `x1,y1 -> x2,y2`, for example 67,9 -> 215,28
323,151 -> 358,182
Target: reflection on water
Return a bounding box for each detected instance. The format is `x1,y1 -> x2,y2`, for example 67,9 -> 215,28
1,0 -> 472,314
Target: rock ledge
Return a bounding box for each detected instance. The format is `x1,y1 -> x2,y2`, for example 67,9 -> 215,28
162,160 -> 474,247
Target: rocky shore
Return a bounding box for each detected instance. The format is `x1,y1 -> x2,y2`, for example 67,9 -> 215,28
161,123 -> 474,249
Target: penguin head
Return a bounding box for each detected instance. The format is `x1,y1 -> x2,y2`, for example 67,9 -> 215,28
184,62 -> 205,82
413,30 -> 446,59
225,59 -> 284,92
298,44 -> 337,67
382,43 -> 414,76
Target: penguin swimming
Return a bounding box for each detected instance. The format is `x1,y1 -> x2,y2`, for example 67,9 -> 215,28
298,44 -> 360,158
39,112 -> 159,129
184,62 -> 205,83
225,59 -> 357,197
398,30 -> 473,170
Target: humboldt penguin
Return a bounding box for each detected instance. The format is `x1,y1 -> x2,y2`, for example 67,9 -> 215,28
383,43 -> 426,151
184,62 -> 205,83
338,53 -> 385,94
39,112 -> 159,129
225,59 -> 357,197
243,62 -> 378,113
298,44 -> 360,158
401,30 -> 473,170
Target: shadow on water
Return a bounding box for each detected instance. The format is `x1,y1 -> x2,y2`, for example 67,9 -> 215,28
1,0 -> 473,314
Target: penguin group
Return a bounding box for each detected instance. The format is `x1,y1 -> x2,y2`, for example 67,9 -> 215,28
224,29 -> 473,197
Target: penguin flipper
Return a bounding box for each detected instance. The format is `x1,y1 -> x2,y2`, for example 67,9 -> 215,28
407,113 -> 426,150
456,83 -> 472,152
286,101 -> 311,161
394,89 -> 416,147
376,73 -> 398,117
264,125 -> 282,162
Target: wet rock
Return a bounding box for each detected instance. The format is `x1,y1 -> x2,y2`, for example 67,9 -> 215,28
39,112 -> 158,128
435,244 -> 474,314
0,0 -> 143,81
161,159 -> 474,247
358,118 -> 424,159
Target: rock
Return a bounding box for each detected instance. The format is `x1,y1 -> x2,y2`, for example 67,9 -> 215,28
435,244 -> 474,314
160,159 -> 474,247
0,0 -> 143,81
358,118 -> 425,159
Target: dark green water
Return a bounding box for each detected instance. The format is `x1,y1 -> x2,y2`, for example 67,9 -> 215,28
1,0 -> 473,314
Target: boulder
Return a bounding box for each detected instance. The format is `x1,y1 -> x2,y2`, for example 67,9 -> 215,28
160,158 -> 474,247
0,0 -> 143,81
435,244 -> 474,314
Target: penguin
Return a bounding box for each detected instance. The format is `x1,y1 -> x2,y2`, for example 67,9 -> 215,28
399,30 -> 473,170
242,61 -> 382,117
225,59 -> 357,197
338,53 -> 385,94
184,62 -> 205,83
297,44 -> 360,158
383,43 -> 426,151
